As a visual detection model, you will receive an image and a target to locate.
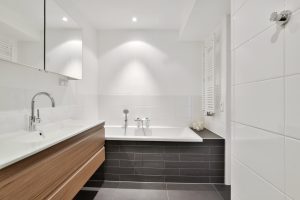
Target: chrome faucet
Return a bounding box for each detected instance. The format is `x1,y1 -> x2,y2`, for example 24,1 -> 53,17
28,92 -> 55,131
123,109 -> 129,129
134,117 -> 150,128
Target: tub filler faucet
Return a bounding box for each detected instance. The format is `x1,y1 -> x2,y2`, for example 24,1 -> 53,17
134,117 -> 150,129
28,92 -> 55,132
123,109 -> 129,129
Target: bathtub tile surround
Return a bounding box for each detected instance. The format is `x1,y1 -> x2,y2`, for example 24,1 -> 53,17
89,133 -> 225,184
98,30 -> 203,128
99,95 -> 202,127
232,0 -> 300,199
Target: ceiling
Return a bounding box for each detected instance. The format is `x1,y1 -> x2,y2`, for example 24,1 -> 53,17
60,0 -> 230,40
61,0 -> 195,30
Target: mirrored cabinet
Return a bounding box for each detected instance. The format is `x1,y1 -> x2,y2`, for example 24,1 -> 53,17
0,0 -> 44,70
0,0 -> 83,80
45,0 -> 82,79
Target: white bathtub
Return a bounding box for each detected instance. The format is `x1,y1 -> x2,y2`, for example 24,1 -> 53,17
105,126 -> 203,142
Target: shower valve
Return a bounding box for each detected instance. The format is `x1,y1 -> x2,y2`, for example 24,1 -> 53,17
270,10 -> 292,26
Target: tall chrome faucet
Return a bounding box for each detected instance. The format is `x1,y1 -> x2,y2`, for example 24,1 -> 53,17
123,109 -> 129,129
29,92 -> 55,131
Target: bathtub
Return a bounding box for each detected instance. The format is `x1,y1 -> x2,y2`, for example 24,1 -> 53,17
105,126 -> 203,142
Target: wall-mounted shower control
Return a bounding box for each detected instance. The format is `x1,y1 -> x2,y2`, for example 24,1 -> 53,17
270,10 -> 292,26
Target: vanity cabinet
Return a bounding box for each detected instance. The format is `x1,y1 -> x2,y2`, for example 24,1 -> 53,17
0,124 -> 105,200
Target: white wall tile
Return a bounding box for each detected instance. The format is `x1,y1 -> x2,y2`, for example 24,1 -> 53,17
285,138 -> 300,200
232,123 -> 285,190
232,158 -> 285,200
234,26 -> 284,84
286,11 -> 300,75
286,0 -> 300,12
234,78 -> 284,133
286,75 -> 300,139
232,0 -> 285,47
231,0 -> 248,14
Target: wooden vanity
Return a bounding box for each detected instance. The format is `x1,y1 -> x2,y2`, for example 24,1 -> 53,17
0,123 -> 105,200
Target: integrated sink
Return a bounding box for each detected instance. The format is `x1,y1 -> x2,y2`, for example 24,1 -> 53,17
0,119 -> 105,170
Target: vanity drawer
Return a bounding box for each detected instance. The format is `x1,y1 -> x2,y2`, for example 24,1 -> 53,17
0,125 -> 105,200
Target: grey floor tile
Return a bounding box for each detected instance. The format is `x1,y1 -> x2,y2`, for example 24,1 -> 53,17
167,183 -> 216,191
167,190 -> 223,200
94,188 -> 116,200
214,184 -> 231,200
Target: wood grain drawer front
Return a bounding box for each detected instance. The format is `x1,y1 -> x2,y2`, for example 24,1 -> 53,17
0,125 -> 105,200
49,147 -> 105,200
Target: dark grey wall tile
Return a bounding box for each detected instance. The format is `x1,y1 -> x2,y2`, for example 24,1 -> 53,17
106,145 -> 120,152
210,147 -> 225,155
209,170 -> 225,176
120,160 -> 164,168
210,162 -> 224,169
180,154 -> 209,161
134,153 -> 180,161
165,161 -> 209,169
104,167 -> 134,175
164,147 -> 210,154
92,140 -> 225,184
106,152 -> 134,160
202,140 -> 225,146
120,146 -> 164,153
120,175 -> 165,182
165,176 -> 210,183
134,153 -> 163,161
210,176 -> 225,183
134,168 -> 179,176
180,169 -> 209,176
210,155 -> 225,162
104,160 -> 120,167
102,173 -> 120,181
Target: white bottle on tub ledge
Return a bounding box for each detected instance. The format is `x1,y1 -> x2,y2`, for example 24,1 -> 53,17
190,120 -> 205,131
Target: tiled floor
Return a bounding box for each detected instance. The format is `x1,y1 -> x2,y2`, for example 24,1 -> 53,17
74,181 -> 230,200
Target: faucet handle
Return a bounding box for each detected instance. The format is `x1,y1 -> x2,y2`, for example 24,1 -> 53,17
134,117 -> 142,128
144,117 -> 150,128
36,109 -> 41,123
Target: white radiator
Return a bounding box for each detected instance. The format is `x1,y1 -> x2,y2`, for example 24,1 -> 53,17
203,34 -> 215,116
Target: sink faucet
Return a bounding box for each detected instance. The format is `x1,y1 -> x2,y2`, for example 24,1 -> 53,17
123,109 -> 129,129
29,92 -> 55,131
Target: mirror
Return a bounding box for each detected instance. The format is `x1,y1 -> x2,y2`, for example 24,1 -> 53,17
45,0 -> 82,79
0,0 -> 44,70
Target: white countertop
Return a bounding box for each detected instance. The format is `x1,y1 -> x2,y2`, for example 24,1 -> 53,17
0,119 -> 105,170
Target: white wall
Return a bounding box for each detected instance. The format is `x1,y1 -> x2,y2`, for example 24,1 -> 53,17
204,15 -> 231,185
98,30 -> 203,127
0,24 -> 99,134
204,16 -> 231,138
46,29 -> 82,79
231,0 -> 300,199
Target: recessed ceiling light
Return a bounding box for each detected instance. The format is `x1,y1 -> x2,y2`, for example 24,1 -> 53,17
62,17 -> 68,22
132,17 -> 138,23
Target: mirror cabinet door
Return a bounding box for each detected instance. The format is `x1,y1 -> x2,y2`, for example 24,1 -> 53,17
45,0 -> 82,80
0,0 -> 44,70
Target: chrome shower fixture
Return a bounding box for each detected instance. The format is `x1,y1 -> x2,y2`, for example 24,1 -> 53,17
270,10 -> 292,26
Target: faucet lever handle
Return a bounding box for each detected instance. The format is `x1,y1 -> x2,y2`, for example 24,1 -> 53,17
36,109 -> 41,123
